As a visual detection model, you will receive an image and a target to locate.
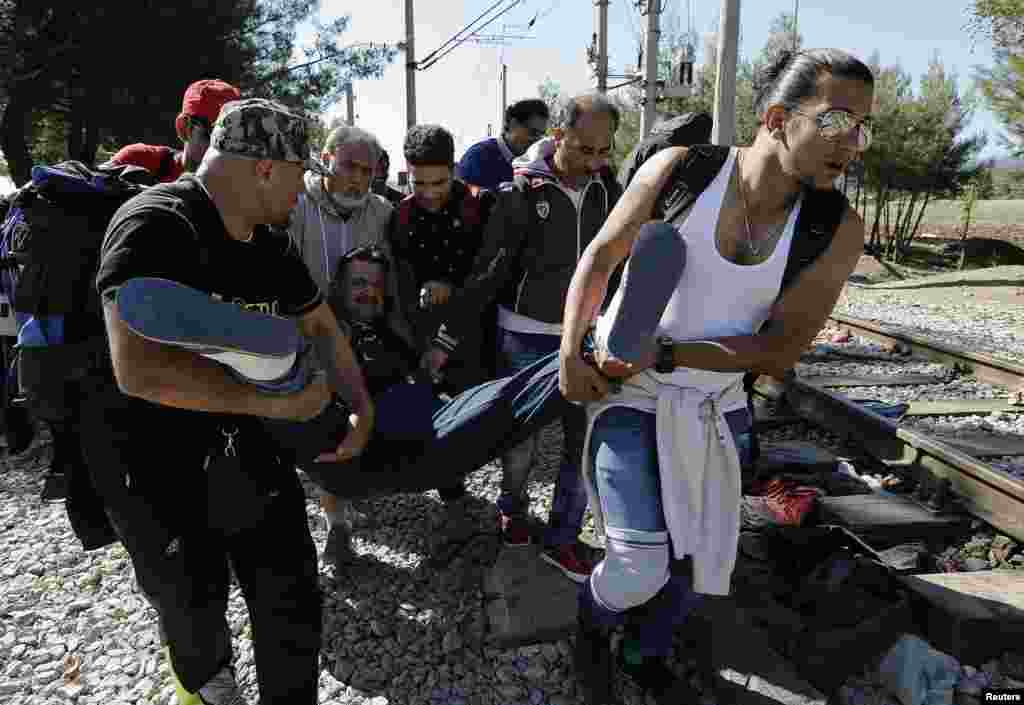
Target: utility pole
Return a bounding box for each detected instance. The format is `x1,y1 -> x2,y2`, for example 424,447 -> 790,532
594,0 -> 609,92
345,83 -> 355,126
640,0 -> 661,138
711,0 -> 740,146
499,63 -> 508,128
404,0 -> 417,129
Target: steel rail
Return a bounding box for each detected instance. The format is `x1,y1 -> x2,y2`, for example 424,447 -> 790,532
828,313 -> 1024,390
757,374 -> 1024,543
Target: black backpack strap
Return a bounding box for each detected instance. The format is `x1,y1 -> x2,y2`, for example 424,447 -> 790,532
655,144 -> 731,224
781,188 -> 848,292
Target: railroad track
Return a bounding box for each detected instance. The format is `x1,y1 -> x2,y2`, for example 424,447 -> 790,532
755,314 -> 1024,543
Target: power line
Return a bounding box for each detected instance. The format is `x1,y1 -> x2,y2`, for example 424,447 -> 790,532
417,0 -> 509,67
418,0 -> 523,71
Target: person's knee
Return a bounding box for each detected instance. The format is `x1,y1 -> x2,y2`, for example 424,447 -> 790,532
591,542 -> 670,611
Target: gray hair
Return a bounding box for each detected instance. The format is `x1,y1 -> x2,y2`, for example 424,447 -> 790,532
559,93 -> 621,133
754,48 -> 875,119
322,125 -> 381,165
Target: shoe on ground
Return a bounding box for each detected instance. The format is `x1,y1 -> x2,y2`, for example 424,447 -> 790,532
324,524 -> 355,565
498,512 -> 531,546
618,647 -> 698,704
40,471 -> 68,503
164,653 -> 248,705
197,663 -> 249,705
541,542 -> 594,583
572,618 -> 614,705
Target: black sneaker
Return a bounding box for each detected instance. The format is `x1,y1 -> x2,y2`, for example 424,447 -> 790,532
40,471 -> 68,502
572,618 -> 614,705
618,648 -> 698,704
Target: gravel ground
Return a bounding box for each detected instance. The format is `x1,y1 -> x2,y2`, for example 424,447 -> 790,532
4,277 -> 1023,704
834,285 -> 1024,365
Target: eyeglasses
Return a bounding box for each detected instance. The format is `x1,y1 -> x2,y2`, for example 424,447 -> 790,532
791,109 -> 873,151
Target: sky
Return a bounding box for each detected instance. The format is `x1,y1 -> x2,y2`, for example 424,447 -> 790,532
305,0 -> 1002,173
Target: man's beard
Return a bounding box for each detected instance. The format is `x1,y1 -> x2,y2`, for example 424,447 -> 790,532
329,191 -> 369,211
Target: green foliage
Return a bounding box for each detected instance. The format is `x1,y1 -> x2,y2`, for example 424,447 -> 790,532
976,51 -> 1024,154
861,56 -> 987,262
0,1 -> 396,186
967,0 -> 1024,49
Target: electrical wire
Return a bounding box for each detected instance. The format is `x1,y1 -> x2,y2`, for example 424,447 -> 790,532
417,0 -> 522,71
417,0 -> 509,67
419,0 -> 523,70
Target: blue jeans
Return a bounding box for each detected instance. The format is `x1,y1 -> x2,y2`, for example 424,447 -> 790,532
496,328 -> 588,548
581,405 -> 751,658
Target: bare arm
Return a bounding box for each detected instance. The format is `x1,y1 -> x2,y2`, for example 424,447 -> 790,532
601,205 -> 864,379
297,301 -> 376,462
560,147 -> 687,360
678,205 -> 865,378
558,148 -> 686,402
297,302 -> 374,418
103,299 -> 324,420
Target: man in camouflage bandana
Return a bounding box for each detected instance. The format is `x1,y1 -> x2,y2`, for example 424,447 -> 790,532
91,96 -> 374,704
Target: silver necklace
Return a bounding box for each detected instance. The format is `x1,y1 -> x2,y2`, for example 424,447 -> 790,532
734,149 -> 786,259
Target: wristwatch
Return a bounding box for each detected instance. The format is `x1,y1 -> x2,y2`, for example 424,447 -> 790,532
655,336 -> 675,374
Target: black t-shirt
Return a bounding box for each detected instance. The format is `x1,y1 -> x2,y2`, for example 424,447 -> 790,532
96,175 -> 322,462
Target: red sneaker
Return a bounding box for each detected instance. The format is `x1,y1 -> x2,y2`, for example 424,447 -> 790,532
750,477 -> 822,526
499,513 -> 532,546
541,543 -> 593,583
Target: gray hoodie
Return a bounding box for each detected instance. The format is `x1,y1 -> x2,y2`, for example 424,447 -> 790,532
289,170 -> 395,293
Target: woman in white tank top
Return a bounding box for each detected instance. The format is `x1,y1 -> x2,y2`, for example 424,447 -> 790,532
557,49 -> 876,703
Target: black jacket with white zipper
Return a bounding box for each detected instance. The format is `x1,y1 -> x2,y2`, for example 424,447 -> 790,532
431,137 -> 622,355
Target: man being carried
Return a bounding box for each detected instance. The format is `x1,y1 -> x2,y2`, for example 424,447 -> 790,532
289,125 -> 411,564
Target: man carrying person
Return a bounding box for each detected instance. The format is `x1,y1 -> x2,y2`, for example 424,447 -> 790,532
457,98 -> 550,194
559,49 -> 874,703
422,94 -> 623,582
287,124 -> 413,564
105,79 -> 241,181
88,98 -> 374,705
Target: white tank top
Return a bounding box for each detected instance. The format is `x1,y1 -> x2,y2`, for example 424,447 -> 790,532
597,148 -> 803,392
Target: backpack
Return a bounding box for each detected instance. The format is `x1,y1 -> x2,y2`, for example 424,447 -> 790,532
652,144 -> 849,467
619,111 -> 714,189
0,160 -> 159,346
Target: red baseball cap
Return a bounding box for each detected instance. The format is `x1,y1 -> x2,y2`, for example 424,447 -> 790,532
175,79 -> 241,138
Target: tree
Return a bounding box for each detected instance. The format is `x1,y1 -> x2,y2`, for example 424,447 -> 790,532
538,77 -> 569,126
967,0 -> 1024,50
976,50 -> 1024,154
861,56 -> 986,262
0,1 -> 396,186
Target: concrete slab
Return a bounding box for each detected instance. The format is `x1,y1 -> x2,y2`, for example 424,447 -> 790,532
888,399 -> 1024,417
484,544 -> 580,647
806,374 -> 944,388
899,570 -> 1024,663
702,602 -> 828,705
817,494 -> 968,542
